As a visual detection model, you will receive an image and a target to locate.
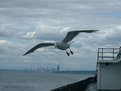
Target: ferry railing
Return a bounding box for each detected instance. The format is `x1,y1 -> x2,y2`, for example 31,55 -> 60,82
97,48 -> 119,61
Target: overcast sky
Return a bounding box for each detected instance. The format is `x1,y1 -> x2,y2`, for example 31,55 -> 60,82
0,0 -> 121,70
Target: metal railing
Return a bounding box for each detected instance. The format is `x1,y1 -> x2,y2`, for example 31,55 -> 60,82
97,48 -> 119,61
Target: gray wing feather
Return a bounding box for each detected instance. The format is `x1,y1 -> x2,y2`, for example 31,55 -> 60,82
23,43 -> 55,55
62,30 -> 99,43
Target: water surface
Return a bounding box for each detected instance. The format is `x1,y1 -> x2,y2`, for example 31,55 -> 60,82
0,72 -> 93,91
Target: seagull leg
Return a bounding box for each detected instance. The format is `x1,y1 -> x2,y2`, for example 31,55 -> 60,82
65,50 -> 70,56
70,51 -> 73,55
69,48 -> 73,55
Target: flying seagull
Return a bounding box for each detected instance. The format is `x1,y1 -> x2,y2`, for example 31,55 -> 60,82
23,30 -> 98,56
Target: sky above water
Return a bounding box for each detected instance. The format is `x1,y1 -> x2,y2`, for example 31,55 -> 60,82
0,0 -> 121,70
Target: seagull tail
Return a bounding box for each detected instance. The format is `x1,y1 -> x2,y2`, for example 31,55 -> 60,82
68,41 -> 75,45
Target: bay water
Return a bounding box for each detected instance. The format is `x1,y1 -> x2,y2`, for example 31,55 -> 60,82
0,72 -> 93,91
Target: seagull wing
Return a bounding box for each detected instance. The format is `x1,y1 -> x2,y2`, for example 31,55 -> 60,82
23,43 -> 55,56
62,30 -> 99,43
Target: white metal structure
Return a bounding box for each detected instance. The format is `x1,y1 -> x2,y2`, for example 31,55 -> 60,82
97,48 -> 121,91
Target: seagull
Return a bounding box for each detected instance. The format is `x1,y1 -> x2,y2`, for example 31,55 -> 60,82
23,30 -> 98,56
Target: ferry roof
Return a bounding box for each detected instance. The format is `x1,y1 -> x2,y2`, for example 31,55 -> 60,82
97,58 -> 121,63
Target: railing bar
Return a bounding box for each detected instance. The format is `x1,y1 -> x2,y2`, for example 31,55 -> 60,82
97,48 -> 99,61
113,49 -> 114,60
98,52 -> 118,53
98,48 -> 119,49
98,56 -> 116,58
102,48 -> 103,60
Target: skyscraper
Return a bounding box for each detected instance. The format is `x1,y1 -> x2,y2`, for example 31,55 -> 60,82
56,65 -> 60,72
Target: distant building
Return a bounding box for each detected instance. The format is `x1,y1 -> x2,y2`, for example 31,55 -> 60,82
56,65 -> 60,72
97,48 -> 121,90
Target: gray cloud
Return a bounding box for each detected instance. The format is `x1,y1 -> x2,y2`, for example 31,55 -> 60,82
0,0 -> 121,70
